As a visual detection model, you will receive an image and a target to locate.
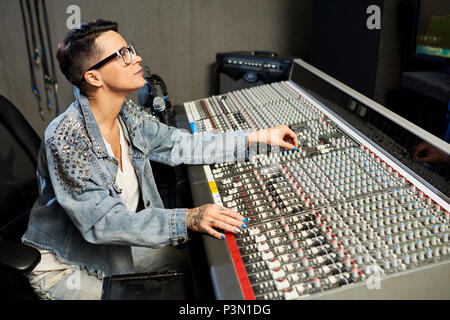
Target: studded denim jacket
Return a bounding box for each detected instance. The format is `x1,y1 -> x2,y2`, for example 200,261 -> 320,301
22,86 -> 249,278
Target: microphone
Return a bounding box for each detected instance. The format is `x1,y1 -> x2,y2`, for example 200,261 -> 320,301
153,96 -> 167,123
153,96 -> 166,112
137,67 -> 170,124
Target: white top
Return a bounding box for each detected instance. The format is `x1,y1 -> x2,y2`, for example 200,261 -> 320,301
104,118 -> 140,212
29,118 -> 140,283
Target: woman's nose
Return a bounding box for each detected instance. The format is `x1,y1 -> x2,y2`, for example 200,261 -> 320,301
134,54 -> 142,64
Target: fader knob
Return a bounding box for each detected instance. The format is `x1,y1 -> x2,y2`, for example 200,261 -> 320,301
313,277 -> 321,288
308,267 -> 315,278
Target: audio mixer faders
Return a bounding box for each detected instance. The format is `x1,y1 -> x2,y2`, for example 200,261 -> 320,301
182,79 -> 450,300
211,147 -> 449,299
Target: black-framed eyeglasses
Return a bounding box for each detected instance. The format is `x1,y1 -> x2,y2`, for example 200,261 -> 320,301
80,44 -> 136,83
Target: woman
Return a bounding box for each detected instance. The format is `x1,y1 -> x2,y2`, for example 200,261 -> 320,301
22,19 -> 298,300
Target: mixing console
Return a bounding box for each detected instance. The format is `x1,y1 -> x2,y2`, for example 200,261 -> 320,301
182,76 -> 450,299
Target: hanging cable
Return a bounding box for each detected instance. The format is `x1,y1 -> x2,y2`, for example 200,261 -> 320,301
24,0 -> 40,66
19,0 -> 44,120
33,0 -> 52,111
41,0 -> 60,115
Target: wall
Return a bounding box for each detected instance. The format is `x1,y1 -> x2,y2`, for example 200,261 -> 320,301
0,0 -> 311,138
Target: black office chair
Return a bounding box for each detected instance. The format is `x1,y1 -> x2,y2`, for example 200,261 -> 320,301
0,95 -> 41,299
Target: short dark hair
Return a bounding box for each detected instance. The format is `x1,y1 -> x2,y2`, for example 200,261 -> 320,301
56,19 -> 118,92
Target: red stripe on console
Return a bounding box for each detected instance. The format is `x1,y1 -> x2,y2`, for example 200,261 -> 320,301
225,232 -> 255,300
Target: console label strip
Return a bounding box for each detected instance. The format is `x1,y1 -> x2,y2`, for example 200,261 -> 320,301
203,165 -> 256,300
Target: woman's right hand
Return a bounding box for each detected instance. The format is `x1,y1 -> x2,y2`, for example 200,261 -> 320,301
411,141 -> 450,163
185,204 -> 247,239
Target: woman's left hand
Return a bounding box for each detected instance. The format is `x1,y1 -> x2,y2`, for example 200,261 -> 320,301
247,125 -> 298,150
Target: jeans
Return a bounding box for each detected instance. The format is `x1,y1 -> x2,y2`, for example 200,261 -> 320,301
29,246 -> 190,300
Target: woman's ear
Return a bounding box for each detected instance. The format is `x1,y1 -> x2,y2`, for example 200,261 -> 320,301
84,70 -> 103,88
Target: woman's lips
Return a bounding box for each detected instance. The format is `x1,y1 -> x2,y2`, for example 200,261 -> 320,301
135,69 -> 143,75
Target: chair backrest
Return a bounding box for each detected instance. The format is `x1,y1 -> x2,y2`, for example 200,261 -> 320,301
0,95 -> 41,240
0,95 -> 41,172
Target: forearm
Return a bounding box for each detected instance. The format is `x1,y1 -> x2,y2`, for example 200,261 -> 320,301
54,183 -> 189,248
74,202 -> 189,248
149,129 -> 250,165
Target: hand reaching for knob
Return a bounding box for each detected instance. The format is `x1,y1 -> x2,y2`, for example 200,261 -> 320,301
247,125 -> 298,150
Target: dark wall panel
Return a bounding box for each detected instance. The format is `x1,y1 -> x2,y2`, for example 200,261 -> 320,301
310,0 -> 382,98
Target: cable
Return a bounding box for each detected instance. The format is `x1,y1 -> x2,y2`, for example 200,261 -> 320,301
24,0 -> 40,66
33,0 -> 52,111
41,0 -> 60,115
19,0 -> 44,120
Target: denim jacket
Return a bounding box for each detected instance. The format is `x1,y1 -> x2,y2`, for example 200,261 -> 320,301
22,86 -> 249,278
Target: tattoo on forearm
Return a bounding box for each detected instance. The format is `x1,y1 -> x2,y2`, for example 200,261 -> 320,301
187,205 -> 207,231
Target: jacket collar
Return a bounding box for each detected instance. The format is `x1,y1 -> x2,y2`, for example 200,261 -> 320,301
72,86 -> 144,158
73,86 -> 116,158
